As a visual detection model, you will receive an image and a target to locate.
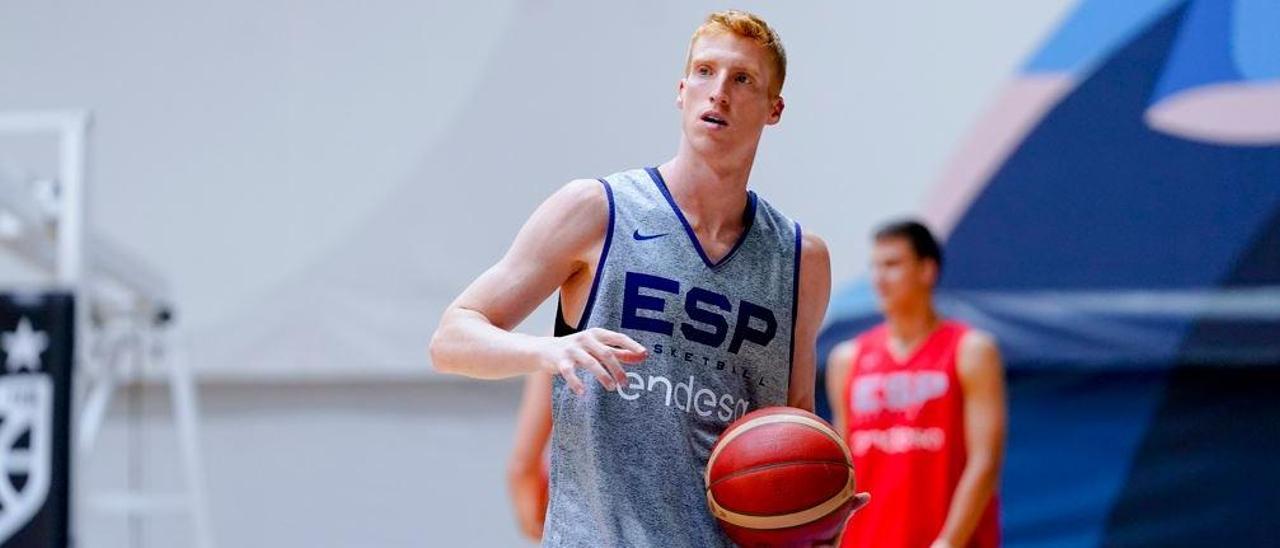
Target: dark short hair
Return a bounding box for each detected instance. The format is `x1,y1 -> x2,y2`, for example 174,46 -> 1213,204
873,219 -> 942,272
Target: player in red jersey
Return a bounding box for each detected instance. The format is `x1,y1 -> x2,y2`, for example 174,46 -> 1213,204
827,220 -> 1006,548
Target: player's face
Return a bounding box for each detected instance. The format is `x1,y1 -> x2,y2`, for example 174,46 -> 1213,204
677,32 -> 783,154
871,238 -> 936,310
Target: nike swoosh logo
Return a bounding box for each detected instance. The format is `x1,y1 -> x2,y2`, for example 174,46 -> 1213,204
633,229 -> 669,241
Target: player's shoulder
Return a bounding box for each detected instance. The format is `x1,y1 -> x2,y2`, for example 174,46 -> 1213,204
524,178 -> 612,253
958,327 -> 998,354
827,338 -> 859,368
752,195 -> 824,258
799,230 -> 829,261
554,178 -> 609,208
539,178 -> 610,225
956,327 -> 1003,378
850,323 -> 889,350
553,168 -> 654,208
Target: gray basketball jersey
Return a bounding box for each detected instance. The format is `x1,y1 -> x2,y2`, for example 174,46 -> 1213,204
543,167 -> 801,547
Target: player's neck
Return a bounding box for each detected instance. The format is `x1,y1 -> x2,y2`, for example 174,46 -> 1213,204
885,302 -> 940,349
658,150 -> 754,233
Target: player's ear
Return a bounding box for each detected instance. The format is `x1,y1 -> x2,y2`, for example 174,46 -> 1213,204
676,79 -> 686,110
767,95 -> 784,125
921,258 -> 939,287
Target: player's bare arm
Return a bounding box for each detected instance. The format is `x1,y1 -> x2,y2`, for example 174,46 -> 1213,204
788,231 -> 831,412
933,330 -> 1007,548
824,339 -> 858,437
429,179 -> 647,393
507,372 -> 554,541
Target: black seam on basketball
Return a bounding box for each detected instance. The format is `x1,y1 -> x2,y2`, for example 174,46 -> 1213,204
716,423 -> 851,466
727,419 -> 845,452
708,459 -> 851,488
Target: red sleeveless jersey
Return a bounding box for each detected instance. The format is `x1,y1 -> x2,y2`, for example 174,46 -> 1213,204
839,321 -> 1000,548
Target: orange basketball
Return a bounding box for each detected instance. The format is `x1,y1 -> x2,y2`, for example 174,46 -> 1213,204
705,407 -> 858,547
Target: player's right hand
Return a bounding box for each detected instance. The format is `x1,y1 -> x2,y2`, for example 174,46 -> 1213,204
811,492 -> 870,547
537,328 -> 647,395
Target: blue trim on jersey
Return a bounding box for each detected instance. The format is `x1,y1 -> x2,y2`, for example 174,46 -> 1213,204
644,167 -> 757,270
788,221 -> 802,388
574,179 -> 616,330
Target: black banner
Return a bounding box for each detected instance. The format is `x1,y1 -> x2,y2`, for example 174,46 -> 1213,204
0,293 -> 72,548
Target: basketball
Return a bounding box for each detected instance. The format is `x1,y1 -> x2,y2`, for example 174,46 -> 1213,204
705,407 -> 858,547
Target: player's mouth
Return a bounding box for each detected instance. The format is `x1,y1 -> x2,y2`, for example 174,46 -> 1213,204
700,111 -> 729,128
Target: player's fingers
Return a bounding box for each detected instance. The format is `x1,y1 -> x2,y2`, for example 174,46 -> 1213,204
612,345 -> 648,364
850,492 -> 871,513
591,329 -> 648,362
570,347 -> 616,391
556,359 -> 586,395
584,338 -> 628,386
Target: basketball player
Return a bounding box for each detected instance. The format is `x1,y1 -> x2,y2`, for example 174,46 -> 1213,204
827,220 -> 1005,548
432,10 -> 867,546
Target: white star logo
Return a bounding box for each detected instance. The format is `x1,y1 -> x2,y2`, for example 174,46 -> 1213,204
2,318 -> 48,373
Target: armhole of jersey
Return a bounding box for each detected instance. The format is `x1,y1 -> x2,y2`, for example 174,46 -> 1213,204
553,298 -> 576,337
787,221 -> 803,388
555,178 -> 616,336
